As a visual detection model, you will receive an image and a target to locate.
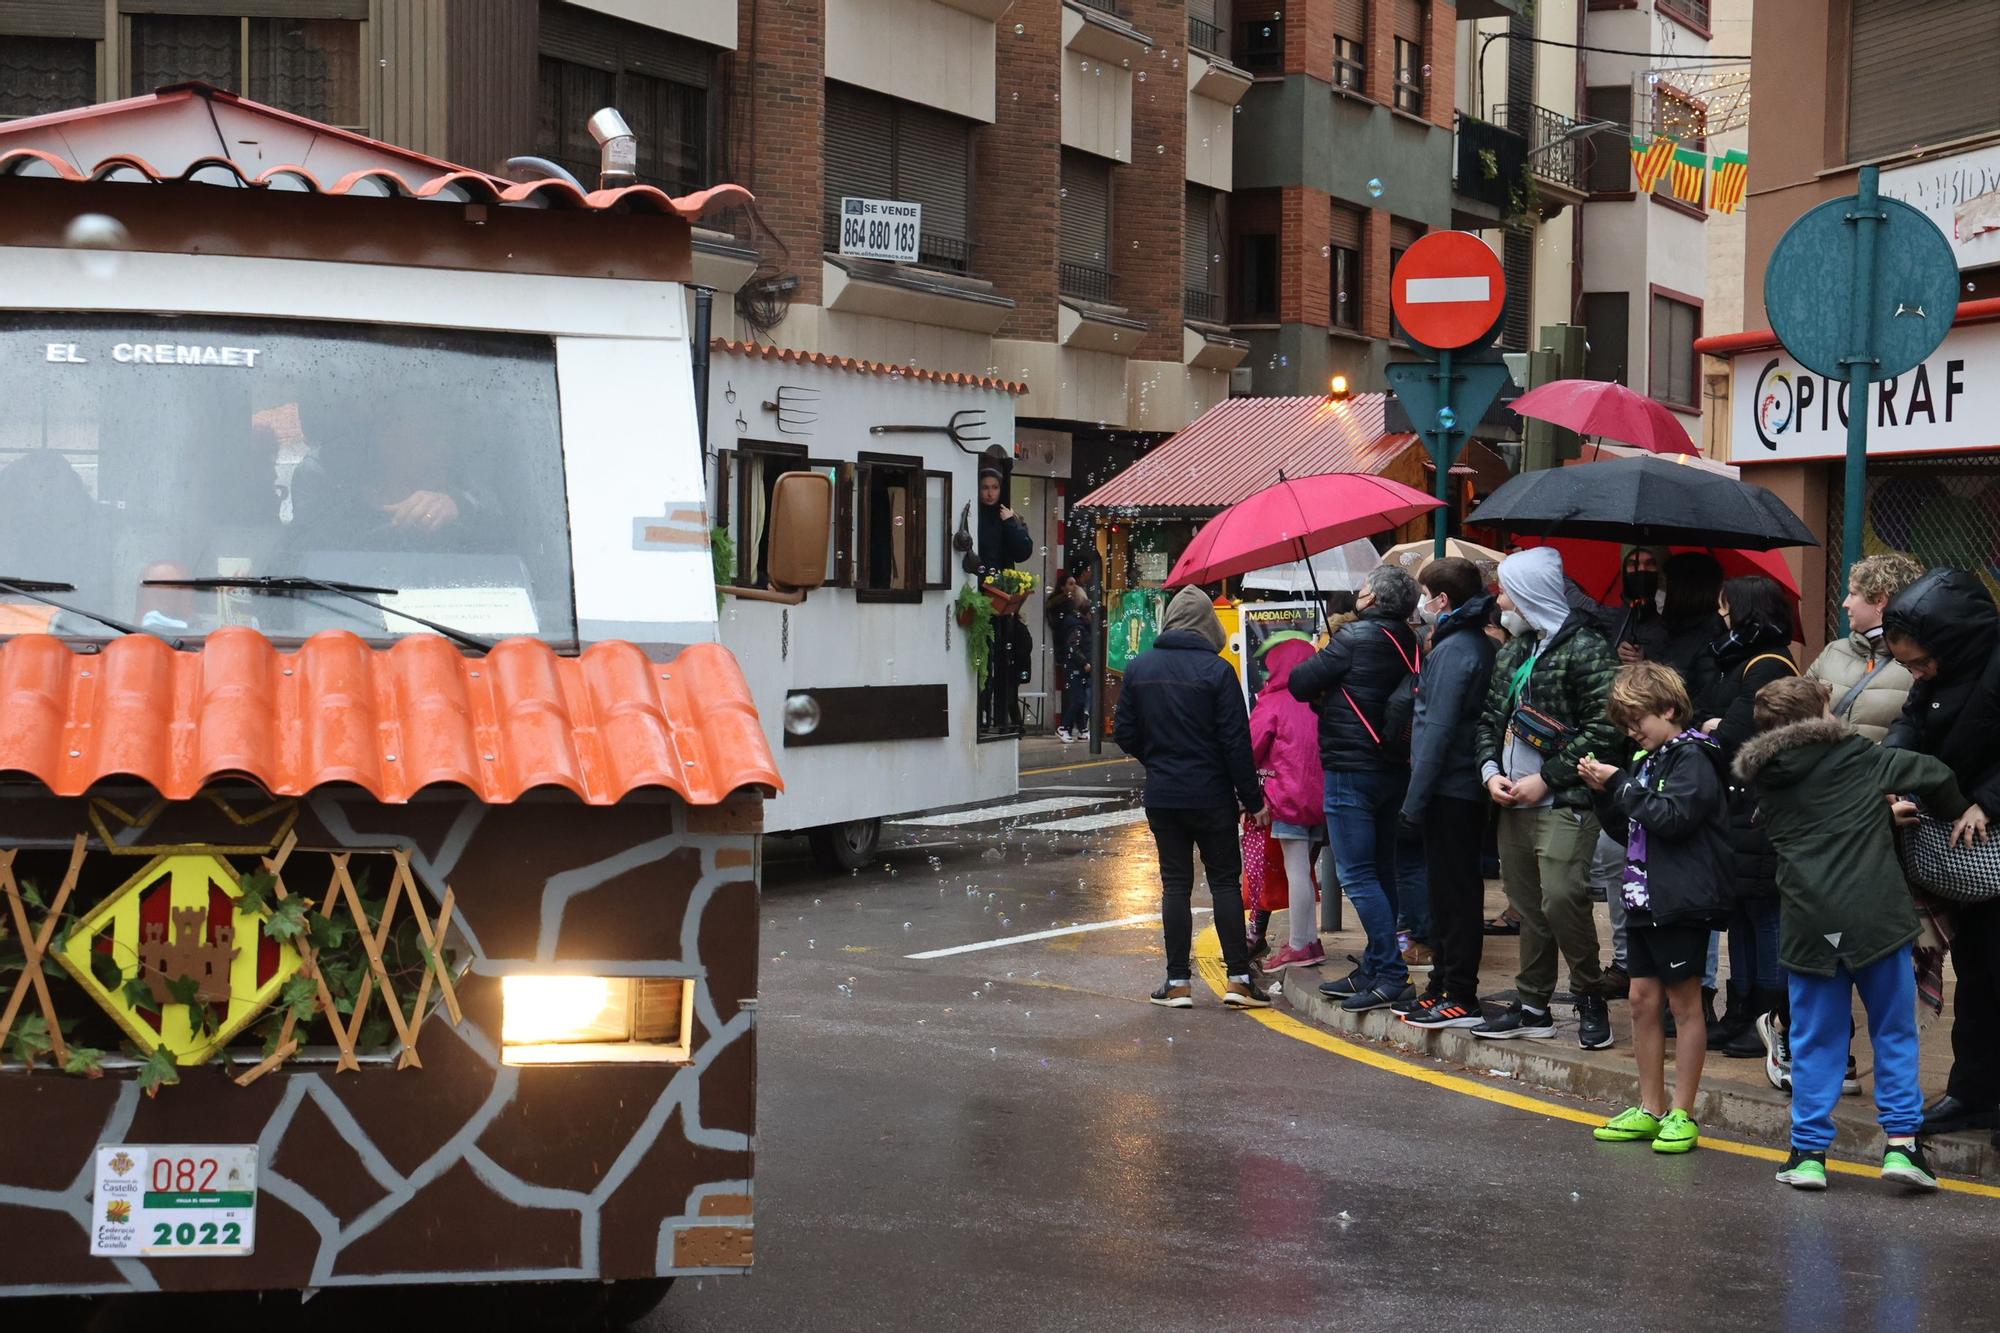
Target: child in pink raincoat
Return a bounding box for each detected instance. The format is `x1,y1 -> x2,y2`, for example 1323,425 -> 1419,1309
1252,634 -> 1328,972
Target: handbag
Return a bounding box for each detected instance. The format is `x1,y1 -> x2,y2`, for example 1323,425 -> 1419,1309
1897,814 -> 2000,904
1241,816 -> 1284,913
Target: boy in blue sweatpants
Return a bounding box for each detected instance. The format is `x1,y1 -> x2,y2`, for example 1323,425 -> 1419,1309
1733,676 -> 1972,1191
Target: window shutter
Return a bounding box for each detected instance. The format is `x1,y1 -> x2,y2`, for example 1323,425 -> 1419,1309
1060,152 -> 1112,268
539,0 -> 712,86
1332,0 -> 1365,41
1391,0 -> 1423,44
1389,217 -> 1425,250
0,37 -> 96,116
1585,84 -> 1632,193
1183,188 -> 1213,295
1582,293 -> 1629,386
825,83 -> 895,226
896,103 -> 971,244
1501,225 -> 1534,351
130,14 -> 238,94
1329,204 -> 1363,251
1848,0 -> 2000,162
0,1 -> 104,38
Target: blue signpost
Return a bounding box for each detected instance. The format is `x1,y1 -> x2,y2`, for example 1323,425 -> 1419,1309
1385,358 -> 1514,557
1764,165 -> 1959,628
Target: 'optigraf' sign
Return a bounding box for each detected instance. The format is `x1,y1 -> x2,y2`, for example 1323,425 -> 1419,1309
1728,321 -> 2000,464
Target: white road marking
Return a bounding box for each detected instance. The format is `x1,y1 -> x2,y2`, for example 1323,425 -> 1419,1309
906,908 -> 1212,960
897,795 -> 1116,828
1029,807 -> 1149,834
1404,275 -> 1490,303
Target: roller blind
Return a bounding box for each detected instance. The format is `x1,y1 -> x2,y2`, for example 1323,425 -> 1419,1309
1389,217 -> 1425,250
1847,0 -> 2000,162
825,82 -> 896,213
897,102 -> 971,245
0,1 -> 103,38
539,0 -> 713,86
1060,151 -> 1112,267
1392,0 -> 1423,44
1332,0 -> 1365,41
1330,203 -> 1363,250
1184,187 -> 1212,293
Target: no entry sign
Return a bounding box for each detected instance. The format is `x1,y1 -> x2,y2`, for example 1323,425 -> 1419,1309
1391,232 -> 1507,352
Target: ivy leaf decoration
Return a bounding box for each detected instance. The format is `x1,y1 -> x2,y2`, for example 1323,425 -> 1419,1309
165,974 -> 202,1008
263,896 -> 310,944
121,974 -> 157,1011
7,1014 -> 52,1068
255,1013 -> 287,1060
62,1045 -> 105,1079
307,912 -> 352,952
17,879 -> 44,910
235,872 -> 276,916
137,1045 -> 180,1098
355,1012 -> 393,1054
281,974 -> 319,1023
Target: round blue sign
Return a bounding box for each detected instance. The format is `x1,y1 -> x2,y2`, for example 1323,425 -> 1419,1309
1764,192 -> 1960,383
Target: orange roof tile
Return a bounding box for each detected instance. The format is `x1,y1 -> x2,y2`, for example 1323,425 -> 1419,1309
0,629 -> 779,806
712,339 -> 1028,394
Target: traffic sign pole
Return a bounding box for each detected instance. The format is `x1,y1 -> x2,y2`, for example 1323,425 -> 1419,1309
1431,348 -> 1455,557
1840,166 -> 1883,634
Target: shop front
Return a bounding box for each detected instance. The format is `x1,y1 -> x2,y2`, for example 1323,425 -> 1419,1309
1701,298 -> 2000,654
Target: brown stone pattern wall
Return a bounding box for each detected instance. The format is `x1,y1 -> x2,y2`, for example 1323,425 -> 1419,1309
1120,0 -> 1194,360
1422,0 -> 1454,131
1363,204 -> 1393,339
0,789 -> 762,1296
1280,186 -> 1333,327
731,0 -> 828,304
1279,0 -> 1334,82
1363,0 -> 1397,106
979,0 -> 1063,342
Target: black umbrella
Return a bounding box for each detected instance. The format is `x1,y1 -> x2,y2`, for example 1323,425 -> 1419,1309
1466,455 -> 1819,551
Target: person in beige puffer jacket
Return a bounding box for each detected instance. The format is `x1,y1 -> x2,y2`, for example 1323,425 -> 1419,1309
1804,553 -> 1925,742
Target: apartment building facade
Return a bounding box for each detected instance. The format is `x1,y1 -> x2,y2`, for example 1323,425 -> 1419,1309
1700,0 -> 2000,653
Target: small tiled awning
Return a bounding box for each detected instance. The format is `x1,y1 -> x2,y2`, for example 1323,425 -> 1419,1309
1073,394 -> 1418,514
0,629 -> 780,806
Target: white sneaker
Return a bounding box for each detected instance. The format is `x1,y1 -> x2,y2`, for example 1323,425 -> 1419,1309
1057,727 -> 1074,743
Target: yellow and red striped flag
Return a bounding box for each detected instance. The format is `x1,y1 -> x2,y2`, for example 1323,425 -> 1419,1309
1710,150 -> 1749,214
1670,147 -> 1708,206
1629,135 -> 1677,194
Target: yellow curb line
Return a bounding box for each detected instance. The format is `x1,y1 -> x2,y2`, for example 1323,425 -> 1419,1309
1020,757 -> 1134,776
1192,924 -> 2000,1200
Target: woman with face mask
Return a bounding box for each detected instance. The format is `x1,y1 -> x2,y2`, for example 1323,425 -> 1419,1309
1611,548 -> 1672,667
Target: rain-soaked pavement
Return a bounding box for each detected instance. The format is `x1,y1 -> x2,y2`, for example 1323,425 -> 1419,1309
646,754 -> 2000,1332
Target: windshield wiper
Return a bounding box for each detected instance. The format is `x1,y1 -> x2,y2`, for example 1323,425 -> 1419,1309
0,576 -> 176,648
141,575 -> 495,652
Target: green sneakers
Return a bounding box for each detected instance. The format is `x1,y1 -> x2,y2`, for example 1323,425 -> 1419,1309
1882,1141 -> 1940,1191
1776,1149 -> 1829,1190
1593,1106 -> 1661,1142
1652,1109 -> 1700,1154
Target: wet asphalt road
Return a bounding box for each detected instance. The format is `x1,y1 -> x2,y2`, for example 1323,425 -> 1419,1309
645,755 -> 2000,1333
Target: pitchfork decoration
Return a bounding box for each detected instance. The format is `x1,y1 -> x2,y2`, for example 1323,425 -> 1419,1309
868,409 -> 992,453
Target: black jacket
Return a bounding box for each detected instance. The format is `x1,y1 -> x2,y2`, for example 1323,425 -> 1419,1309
1589,732 -> 1733,929
1659,612 -> 1724,700
964,501 -> 1032,575
1287,608 -> 1419,773
1695,624 -> 1797,903
1882,568 -> 2000,813
1113,628 -> 1265,812
1402,593 -> 1498,818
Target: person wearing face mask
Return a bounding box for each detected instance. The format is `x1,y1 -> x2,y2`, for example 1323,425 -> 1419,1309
1693,575 -> 1799,1059
1472,547 -> 1621,1048
1611,547 -> 1672,666
1395,558 -> 1498,1028
1657,552 -> 1726,701
1878,568 -> 2000,1139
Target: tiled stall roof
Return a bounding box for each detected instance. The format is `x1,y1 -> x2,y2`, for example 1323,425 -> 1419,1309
711,340 -> 1029,393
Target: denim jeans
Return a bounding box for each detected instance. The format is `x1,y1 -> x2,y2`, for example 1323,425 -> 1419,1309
1729,897 -> 1781,991
1324,769 -> 1408,988
1392,774 -> 1432,944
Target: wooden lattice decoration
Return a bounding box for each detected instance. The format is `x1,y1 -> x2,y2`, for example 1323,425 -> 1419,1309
235,833 -> 462,1086
0,837 -> 88,1070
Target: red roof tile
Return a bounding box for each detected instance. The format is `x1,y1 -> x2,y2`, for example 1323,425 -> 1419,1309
0,629 -> 780,807
0,84 -> 751,220
711,340 -> 1028,394
1074,394 -> 1416,512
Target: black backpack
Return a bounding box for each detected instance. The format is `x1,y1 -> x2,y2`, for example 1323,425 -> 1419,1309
1341,626 -> 1421,767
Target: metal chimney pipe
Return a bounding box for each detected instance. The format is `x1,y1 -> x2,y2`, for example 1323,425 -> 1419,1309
587,108 -> 637,190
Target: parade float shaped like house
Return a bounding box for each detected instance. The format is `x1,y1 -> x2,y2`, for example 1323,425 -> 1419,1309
0,84 -> 790,1311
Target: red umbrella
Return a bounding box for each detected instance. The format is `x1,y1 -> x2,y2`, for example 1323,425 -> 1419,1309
1168,473 -> 1443,587
1511,379 -> 1698,456
1515,536 -> 1801,601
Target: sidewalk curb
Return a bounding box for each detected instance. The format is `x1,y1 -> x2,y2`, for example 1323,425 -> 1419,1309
1275,973 -> 2000,1180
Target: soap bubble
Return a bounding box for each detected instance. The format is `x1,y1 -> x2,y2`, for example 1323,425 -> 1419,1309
1322,245 -> 1331,258
64,213 -> 130,280
783,693 -> 821,736
1437,406 -> 1458,430
1013,21 -> 1025,34
1367,178 -> 1385,198
1155,144 -> 1165,155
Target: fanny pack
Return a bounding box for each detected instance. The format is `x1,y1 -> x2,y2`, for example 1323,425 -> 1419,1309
1508,702 -> 1575,755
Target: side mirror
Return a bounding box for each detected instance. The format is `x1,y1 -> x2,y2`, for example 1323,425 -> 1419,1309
717,470 -> 832,605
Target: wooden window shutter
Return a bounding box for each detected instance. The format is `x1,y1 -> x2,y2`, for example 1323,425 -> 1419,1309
1391,0 -> 1423,45
895,102 -> 972,244
1060,151 -> 1112,267
1332,0 -> 1366,42
1329,203 -> 1363,251
825,83 -> 895,224
1848,0 -> 2000,163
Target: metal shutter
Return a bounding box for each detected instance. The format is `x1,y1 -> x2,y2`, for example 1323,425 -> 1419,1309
1183,188 -> 1212,294
1389,217 -> 1425,250
1585,84 -> 1631,192
1392,0 -> 1423,44
1501,224 -> 1533,352
896,102 -> 971,245
1060,151 -> 1111,267
1848,0 -> 2000,162
1506,9 -> 1533,112
0,37 -> 96,115
825,82 -> 895,226
539,0 -> 712,86
0,1 -> 103,38
1329,204 -> 1363,250
1332,0 -> 1365,41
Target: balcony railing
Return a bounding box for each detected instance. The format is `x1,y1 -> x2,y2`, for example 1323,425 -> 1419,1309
1060,261 -> 1115,304
1184,287 -> 1218,322
1188,15 -> 1224,57
1658,0 -> 1710,30
1453,111 -> 1528,213
1492,101 -> 1587,194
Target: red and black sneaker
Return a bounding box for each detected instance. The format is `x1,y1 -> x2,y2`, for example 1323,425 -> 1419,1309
1404,998 -> 1486,1029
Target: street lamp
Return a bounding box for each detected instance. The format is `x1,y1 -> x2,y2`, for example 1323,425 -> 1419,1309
1528,118 -> 1619,160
